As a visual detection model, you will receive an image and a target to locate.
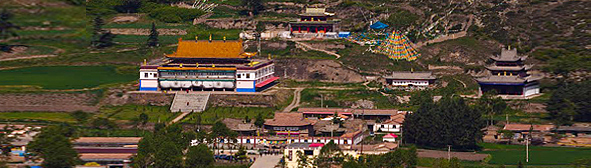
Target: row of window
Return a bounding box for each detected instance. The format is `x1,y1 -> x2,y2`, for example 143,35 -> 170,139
143,72 -> 157,78
273,127 -> 300,131
393,81 -> 428,85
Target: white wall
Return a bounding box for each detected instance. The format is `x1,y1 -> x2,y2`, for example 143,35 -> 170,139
374,123 -> 401,133
139,71 -> 158,80
524,84 -> 540,97
391,79 -> 430,86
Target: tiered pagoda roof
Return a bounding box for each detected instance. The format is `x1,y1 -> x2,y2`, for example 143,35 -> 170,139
490,48 -> 527,62
484,64 -> 533,71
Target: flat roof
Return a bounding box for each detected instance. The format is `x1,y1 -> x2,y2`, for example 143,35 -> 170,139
80,153 -> 133,161
74,137 -> 141,144
384,71 -> 436,80
298,108 -> 400,116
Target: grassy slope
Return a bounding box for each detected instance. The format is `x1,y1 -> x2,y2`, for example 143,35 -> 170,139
0,66 -> 136,90
181,106 -> 277,125
98,105 -> 178,123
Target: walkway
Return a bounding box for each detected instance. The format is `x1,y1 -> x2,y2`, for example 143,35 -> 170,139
282,88 -> 303,112
169,112 -> 191,124
250,155 -> 282,168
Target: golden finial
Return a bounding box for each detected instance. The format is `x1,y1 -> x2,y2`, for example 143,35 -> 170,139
196,63 -> 199,67
143,59 -> 147,65
223,36 -> 226,42
195,36 -> 198,41
212,64 -> 215,67
180,63 -> 183,67
268,54 -> 271,60
209,34 -> 212,42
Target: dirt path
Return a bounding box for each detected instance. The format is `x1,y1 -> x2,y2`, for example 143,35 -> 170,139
417,149 -> 489,161
453,77 -> 467,88
169,112 -> 191,124
0,54 -> 57,62
293,41 -> 341,59
282,88 -> 303,112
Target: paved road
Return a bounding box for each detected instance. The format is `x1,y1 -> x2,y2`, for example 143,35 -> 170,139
250,155 -> 282,168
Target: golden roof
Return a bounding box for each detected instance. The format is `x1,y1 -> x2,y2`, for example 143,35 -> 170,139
166,38 -> 254,59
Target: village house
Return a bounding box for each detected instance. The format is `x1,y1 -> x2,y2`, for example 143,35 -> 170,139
384,71 -> 436,88
264,113 -> 316,137
283,143 -> 324,168
373,112 -> 406,133
222,118 -> 257,136
503,123 -> 553,144
73,137 -> 141,168
298,107 -> 401,121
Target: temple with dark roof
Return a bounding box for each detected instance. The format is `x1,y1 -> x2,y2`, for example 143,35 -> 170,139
476,48 -> 542,97
139,38 -> 278,92
289,8 -> 339,34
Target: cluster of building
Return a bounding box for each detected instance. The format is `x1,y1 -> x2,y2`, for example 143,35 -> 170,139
484,123 -> 591,147
220,108 -> 407,147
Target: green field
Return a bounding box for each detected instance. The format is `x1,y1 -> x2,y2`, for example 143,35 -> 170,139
0,66 -> 137,90
479,143 -> 591,165
0,112 -> 75,123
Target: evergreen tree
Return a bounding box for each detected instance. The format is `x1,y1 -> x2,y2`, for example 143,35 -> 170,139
27,126 -> 80,167
296,151 -> 309,168
403,95 -> 485,150
139,112 -> 149,126
0,9 -> 20,52
147,22 -> 159,47
185,144 -> 214,168
91,16 -> 115,49
547,81 -> 591,122
254,112 -> 265,128
243,0 -> 264,16
314,141 -> 343,167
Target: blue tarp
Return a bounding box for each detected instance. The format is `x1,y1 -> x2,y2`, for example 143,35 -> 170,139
370,21 -> 389,29
338,32 -> 350,38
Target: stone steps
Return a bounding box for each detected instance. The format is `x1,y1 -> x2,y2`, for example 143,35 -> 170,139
170,93 -> 210,113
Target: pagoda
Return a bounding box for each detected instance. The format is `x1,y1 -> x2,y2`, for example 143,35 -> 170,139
289,8 -> 339,34
476,47 -> 542,98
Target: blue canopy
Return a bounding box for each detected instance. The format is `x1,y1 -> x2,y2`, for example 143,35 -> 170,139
370,21 -> 389,29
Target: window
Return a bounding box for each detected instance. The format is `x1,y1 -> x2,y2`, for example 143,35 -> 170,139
304,150 -> 314,155
246,73 -> 250,79
381,125 -> 385,128
144,73 -> 148,78
154,73 -> 158,77
237,74 -> 241,79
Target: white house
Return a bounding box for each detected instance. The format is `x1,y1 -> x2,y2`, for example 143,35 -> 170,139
384,71 -> 436,87
284,143 -> 323,168
373,113 -> 405,133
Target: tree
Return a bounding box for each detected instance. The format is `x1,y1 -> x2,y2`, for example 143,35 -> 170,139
27,125 -> 80,167
139,113 -> 149,126
342,147 -> 417,168
244,115 -> 251,123
242,0 -> 264,16
235,146 -> 248,162
0,126 -> 15,168
91,16 -> 116,48
403,95 -> 485,150
254,112 -> 265,128
91,117 -> 117,129
0,9 -> 20,52
432,157 -> 463,168
185,144 -> 214,168
133,124 -> 187,168
573,158 -> 591,168
547,81 -> 591,122
477,91 -> 507,126
315,141 -> 344,167
296,151 -> 309,168
71,111 -> 91,124
115,0 -> 142,13
147,22 -> 159,47
517,161 -> 524,168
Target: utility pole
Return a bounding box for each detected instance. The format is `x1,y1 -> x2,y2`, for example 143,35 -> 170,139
506,114 -> 509,124
526,135 -> 529,163
447,145 -> 451,160
320,94 -> 324,108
